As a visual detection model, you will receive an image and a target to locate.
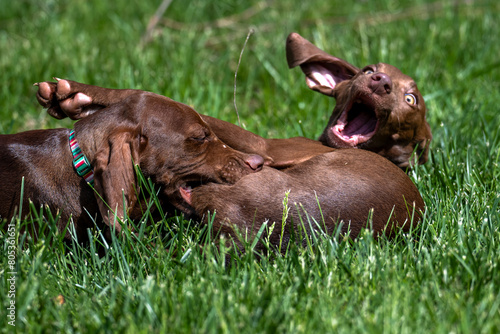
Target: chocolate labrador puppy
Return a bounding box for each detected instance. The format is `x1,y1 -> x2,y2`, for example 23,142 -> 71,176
37,33 -> 431,169
0,92 -> 263,242
286,33 -> 432,168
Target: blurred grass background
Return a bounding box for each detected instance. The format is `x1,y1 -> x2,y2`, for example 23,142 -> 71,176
1,0 -> 500,333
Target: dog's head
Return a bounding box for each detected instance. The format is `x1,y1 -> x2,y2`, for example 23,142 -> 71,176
286,32 -> 432,168
77,93 -> 263,226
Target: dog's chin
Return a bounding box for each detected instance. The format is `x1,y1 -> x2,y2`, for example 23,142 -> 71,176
328,99 -> 379,148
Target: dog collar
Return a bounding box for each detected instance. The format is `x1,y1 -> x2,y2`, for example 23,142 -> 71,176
69,129 -> 94,186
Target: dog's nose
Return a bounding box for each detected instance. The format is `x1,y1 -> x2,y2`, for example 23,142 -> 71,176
370,73 -> 392,95
244,154 -> 265,171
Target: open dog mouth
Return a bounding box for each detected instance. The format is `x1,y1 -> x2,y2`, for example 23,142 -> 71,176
332,98 -> 379,146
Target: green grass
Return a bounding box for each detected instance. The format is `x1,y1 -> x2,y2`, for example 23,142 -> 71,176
1,0 -> 500,332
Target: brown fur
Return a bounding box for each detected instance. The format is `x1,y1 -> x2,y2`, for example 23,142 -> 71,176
187,149 -> 425,253
286,32 -> 432,167
36,33 -> 431,169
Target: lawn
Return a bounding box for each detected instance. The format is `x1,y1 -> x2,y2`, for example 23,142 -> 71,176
1,0 -> 500,333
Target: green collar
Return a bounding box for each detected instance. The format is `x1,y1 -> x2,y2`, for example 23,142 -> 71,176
69,129 -> 94,185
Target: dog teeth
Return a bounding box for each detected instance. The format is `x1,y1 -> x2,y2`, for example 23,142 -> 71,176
334,124 -> 345,132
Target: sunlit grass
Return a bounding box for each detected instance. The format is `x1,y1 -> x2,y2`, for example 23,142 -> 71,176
1,0 -> 500,333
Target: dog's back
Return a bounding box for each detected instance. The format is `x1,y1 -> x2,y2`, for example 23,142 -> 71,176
0,129 -> 95,238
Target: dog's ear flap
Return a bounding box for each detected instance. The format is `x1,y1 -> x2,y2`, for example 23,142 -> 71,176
286,32 -> 359,96
93,129 -> 141,234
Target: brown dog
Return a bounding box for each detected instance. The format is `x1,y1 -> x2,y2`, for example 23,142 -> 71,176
0,91 -> 263,242
286,33 -> 432,168
184,148 -> 424,253
33,33 -> 431,169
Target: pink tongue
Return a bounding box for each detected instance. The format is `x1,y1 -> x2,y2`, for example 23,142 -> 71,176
343,112 -> 376,136
180,187 -> 192,205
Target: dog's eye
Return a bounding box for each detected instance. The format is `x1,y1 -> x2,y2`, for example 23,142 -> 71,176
189,126 -> 211,143
190,132 -> 210,143
191,135 -> 208,142
405,93 -> 417,105
364,70 -> 374,74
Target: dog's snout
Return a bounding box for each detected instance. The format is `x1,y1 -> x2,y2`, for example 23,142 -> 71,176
244,154 -> 265,171
370,73 -> 392,95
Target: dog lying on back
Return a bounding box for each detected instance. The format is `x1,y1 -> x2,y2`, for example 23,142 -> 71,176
286,33 -> 432,167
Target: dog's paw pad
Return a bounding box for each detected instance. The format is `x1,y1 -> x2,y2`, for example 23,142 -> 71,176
36,82 -> 56,104
55,79 -> 72,99
60,93 -> 92,114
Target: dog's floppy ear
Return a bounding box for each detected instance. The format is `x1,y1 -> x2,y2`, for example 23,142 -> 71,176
286,32 -> 359,96
93,128 -> 142,233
